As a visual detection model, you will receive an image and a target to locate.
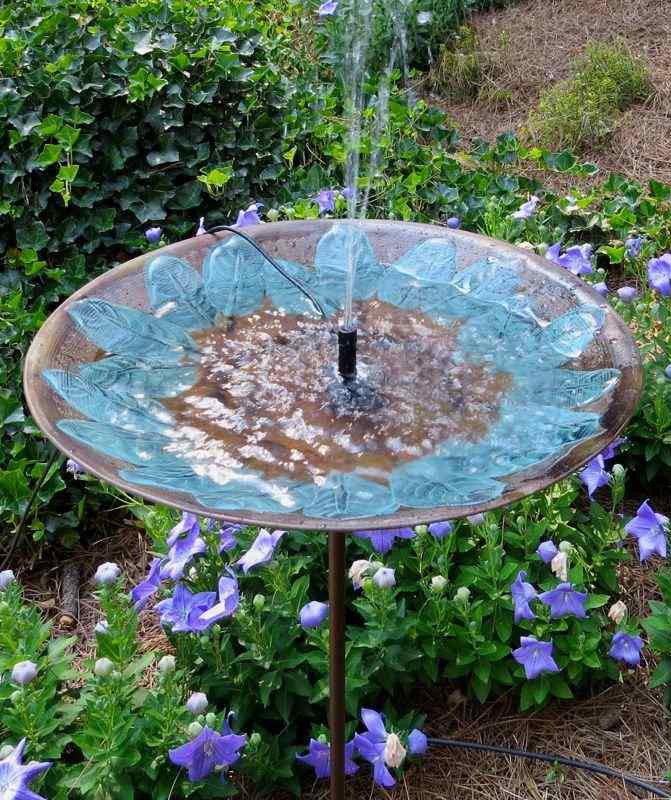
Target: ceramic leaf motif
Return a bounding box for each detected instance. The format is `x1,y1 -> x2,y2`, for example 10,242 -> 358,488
44,224 -> 620,519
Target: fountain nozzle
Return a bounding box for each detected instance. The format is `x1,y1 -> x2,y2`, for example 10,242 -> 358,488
337,326 -> 357,382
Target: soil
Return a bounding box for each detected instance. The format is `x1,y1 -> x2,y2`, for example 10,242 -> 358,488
424,0 -> 671,187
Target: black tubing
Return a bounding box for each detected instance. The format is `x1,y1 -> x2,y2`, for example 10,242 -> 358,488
428,737 -> 670,798
203,224 -> 328,319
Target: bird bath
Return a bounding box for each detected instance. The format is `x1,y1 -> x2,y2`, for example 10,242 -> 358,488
23,219 -> 642,799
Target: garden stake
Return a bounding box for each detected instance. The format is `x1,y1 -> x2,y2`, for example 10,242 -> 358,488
328,531 -> 346,800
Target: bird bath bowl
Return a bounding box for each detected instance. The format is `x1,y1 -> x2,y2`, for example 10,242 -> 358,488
24,220 -> 641,529
23,219 -> 642,799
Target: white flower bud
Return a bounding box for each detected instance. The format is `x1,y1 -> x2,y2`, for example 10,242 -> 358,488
186,692 -> 208,715
383,733 -> 407,768
551,551 -> 568,581
0,744 -> 14,759
158,655 -> 176,675
266,208 -> 280,222
188,567 -> 198,580
430,575 -> 448,594
95,619 -> 109,635
558,541 -> 573,554
94,658 -> 114,677
612,464 -> 626,479
373,567 -> 396,589
608,600 -> 627,625
93,562 -> 121,586
188,721 -> 203,738
348,559 -> 372,589
454,586 -> 471,603
205,712 -> 217,727
414,524 -> 428,535
0,570 -> 15,590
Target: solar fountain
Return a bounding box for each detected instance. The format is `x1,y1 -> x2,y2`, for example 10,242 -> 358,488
23,218 -> 641,799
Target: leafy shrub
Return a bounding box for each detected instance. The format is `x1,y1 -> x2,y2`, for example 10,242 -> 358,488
528,42 -> 653,151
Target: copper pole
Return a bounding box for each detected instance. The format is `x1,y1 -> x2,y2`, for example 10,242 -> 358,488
328,530 -> 346,800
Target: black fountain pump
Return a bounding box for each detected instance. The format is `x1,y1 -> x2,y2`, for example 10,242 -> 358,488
337,325 -> 357,382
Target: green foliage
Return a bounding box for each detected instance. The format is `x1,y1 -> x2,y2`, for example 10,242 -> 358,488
124,483 -> 629,792
528,41 -> 653,151
642,569 -> 671,705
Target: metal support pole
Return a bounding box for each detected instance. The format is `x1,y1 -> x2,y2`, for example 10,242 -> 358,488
328,531 -> 346,800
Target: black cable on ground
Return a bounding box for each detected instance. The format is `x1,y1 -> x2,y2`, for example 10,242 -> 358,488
1,448 -> 60,570
203,224 -> 328,320
428,737 -> 670,798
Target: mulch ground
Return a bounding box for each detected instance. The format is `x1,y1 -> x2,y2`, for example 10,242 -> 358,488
423,0 -> 671,188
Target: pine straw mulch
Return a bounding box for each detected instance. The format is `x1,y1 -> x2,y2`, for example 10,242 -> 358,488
422,0 -> 671,188
11,494 -> 671,800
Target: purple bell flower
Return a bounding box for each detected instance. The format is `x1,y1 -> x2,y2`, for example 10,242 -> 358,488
648,254 -> 671,295
665,364 -> 671,380
315,189 -> 336,214
580,454 -> 610,498
512,636 -> 560,680
235,203 -> 262,227
131,557 -> 164,612
624,500 -> 669,562
446,216 -> 461,229
353,709 -> 396,788
537,540 -> 558,563
145,226 -> 162,243
219,525 -> 241,553
609,631 -> 644,666
161,515 -> 206,581
296,738 -> 357,778
592,281 -> 609,297
428,520 -> 453,539
66,458 -> 85,476
617,286 -> 637,303
236,529 -> 286,573
408,729 -> 428,755
200,568 -> 239,626
0,739 -> 51,800
186,692 -> 208,715
511,570 -> 537,623
169,723 -> 246,782
318,0 -> 338,14
625,236 -> 643,258
512,195 -> 540,220
299,601 -> 329,628
342,185 -> 356,200
538,582 -> 588,619
155,583 -> 216,633
600,436 -> 625,461
196,216 -> 207,236
353,527 -> 415,554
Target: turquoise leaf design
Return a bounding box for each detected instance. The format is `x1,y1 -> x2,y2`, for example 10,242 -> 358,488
43,370 -> 172,433
145,254 -> 215,330
302,472 -> 397,518
314,224 -> 382,308
80,356 -> 197,398
69,298 -> 197,363
58,419 -> 170,465
202,236 -> 265,316
263,259 -> 329,316
515,368 -> 620,408
539,305 -> 604,361
390,456 -> 505,508
389,238 -> 457,283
